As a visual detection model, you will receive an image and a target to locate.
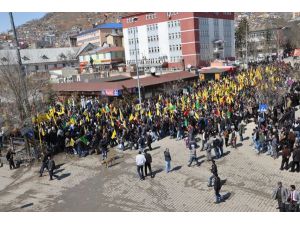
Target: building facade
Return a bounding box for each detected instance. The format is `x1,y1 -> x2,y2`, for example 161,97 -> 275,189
78,46 -> 125,71
0,47 -> 81,74
248,27 -> 285,59
76,23 -> 123,47
121,12 -> 235,69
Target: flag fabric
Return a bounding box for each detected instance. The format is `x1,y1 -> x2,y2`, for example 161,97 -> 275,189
195,112 -> 200,120
79,136 -> 89,145
156,108 -> 160,116
111,130 -> 117,139
119,109 -> 124,121
129,114 -> 134,121
111,118 -> 114,127
70,138 -> 75,147
57,106 -> 65,116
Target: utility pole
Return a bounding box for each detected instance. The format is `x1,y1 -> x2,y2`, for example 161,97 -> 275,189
9,12 -> 32,157
9,12 -> 31,120
133,17 -> 142,107
245,21 -> 248,67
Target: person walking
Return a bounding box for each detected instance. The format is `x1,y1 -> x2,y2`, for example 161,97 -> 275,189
39,152 -> 51,177
213,135 -> 220,159
146,133 -> 153,151
280,145 -> 290,170
290,146 -> 300,172
287,185 -> 300,212
144,150 -> 153,178
188,144 -> 199,167
208,160 -> 218,187
136,151 -> 146,180
47,156 -> 56,181
272,181 -> 288,212
223,129 -> 229,147
6,148 -> 16,170
217,133 -> 224,157
164,148 -> 171,173
213,174 -> 223,204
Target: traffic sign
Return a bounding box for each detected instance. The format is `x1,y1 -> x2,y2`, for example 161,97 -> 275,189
259,104 -> 268,112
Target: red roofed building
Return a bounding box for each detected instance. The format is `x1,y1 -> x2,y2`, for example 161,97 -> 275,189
52,71 -> 197,99
121,12 -> 235,71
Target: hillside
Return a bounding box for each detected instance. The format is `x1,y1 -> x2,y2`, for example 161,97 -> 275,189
11,12 -> 293,48
16,12 -> 126,47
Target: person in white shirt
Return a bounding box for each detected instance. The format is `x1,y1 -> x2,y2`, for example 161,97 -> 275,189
136,151 -> 146,180
288,185 -> 300,212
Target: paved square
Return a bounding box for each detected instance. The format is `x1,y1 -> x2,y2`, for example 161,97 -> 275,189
0,120 -> 299,212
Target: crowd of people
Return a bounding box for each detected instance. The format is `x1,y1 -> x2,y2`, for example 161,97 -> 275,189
2,60 -> 299,207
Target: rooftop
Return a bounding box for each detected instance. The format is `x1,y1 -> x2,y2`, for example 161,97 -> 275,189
0,47 -> 80,65
52,71 -> 196,94
75,23 -> 123,37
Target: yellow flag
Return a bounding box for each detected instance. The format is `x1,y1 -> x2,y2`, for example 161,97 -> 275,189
148,111 -> 152,118
57,106 -> 65,116
119,109 -> 124,121
129,114 -> 134,121
70,138 -> 75,147
111,118 -> 114,127
96,112 -> 101,118
195,112 -> 199,120
41,128 -> 46,136
156,108 -> 160,116
111,130 -> 117,139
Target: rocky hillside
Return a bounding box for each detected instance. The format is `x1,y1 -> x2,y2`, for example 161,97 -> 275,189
16,12 -> 126,47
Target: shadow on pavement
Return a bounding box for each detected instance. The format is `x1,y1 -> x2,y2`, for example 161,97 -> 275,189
56,173 -> 71,180
151,146 -> 161,151
54,168 -> 65,174
152,168 -> 164,177
222,151 -> 231,157
172,165 -> 182,171
221,179 -> 227,185
222,192 -> 231,202
55,163 -> 65,169
236,143 -> 243,148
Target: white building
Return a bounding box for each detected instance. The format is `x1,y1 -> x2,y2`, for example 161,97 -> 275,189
122,12 -> 235,69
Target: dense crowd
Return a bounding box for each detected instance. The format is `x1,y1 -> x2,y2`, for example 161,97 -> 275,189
3,61 -> 299,208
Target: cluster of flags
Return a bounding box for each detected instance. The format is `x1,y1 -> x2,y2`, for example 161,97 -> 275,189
32,65 -> 281,143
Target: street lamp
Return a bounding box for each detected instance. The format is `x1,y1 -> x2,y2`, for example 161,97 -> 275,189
133,17 -> 142,107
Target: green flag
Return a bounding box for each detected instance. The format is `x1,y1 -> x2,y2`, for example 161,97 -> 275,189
79,136 -> 89,145
184,119 -> 188,127
195,100 -> 200,110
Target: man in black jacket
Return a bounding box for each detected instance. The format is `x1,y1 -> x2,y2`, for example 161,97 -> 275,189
144,150 -> 153,178
213,175 -> 223,204
47,156 -> 56,181
290,147 -> 300,172
146,133 -> 153,151
6,149 -> 16,170
208,160 -> 218,187
39,152 -> 51,177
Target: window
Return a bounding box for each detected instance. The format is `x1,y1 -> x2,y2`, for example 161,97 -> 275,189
35,65 -> 39,71
44,65 -> 48,70
22,56 -> 30,61
146,13 -> 156,20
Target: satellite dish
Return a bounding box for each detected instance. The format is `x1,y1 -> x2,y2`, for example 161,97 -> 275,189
187,64 -> 192,69
150,67 -> 156,73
